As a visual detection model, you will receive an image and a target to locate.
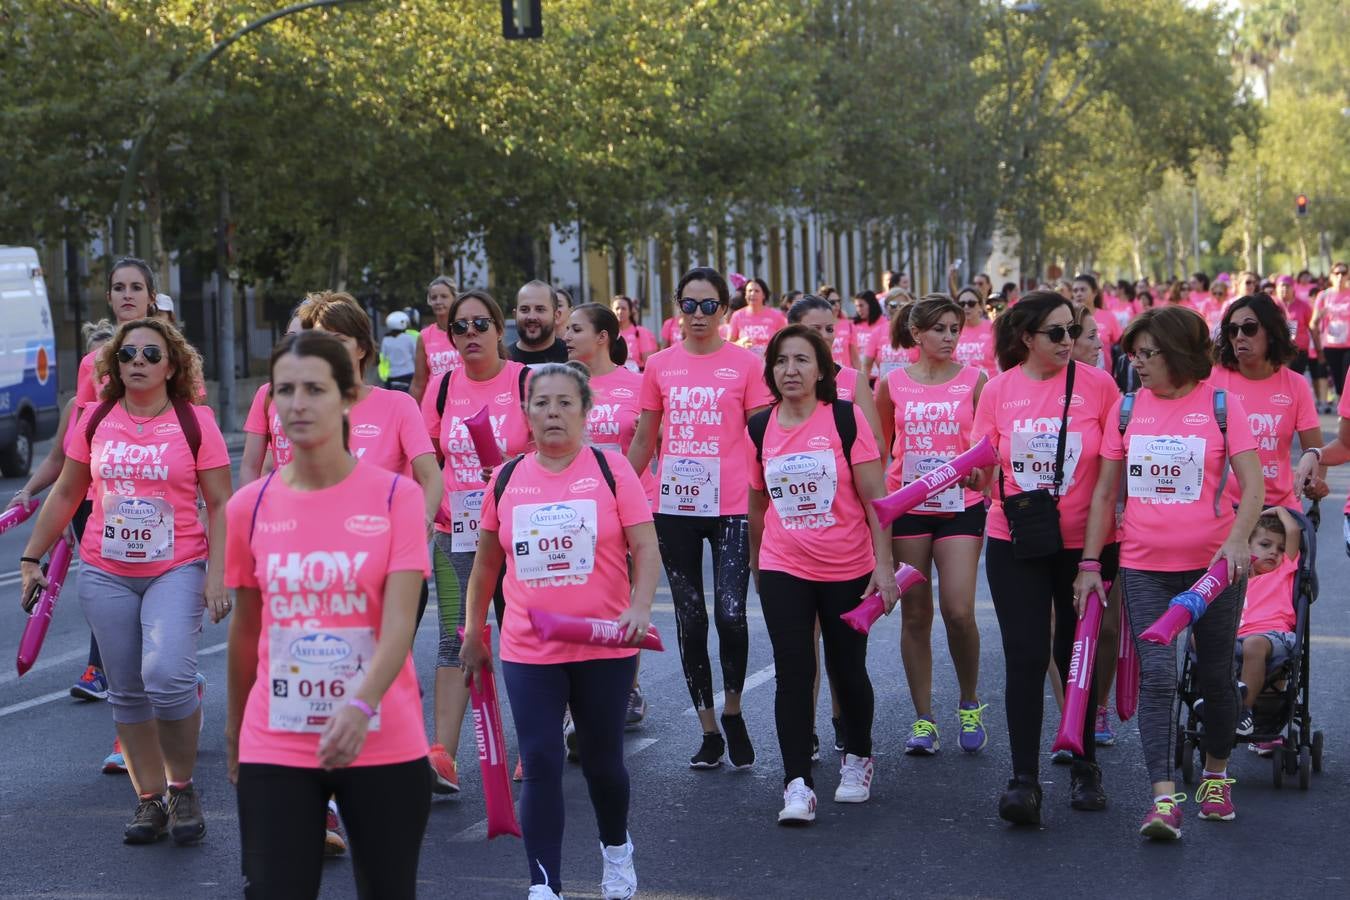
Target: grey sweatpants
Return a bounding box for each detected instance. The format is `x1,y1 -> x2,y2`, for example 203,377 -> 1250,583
433,537 -> 506,668
1122,566 -> 1243,784
79,560 -> 205,725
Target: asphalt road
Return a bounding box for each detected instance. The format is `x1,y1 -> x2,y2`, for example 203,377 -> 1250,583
1,432 -> 1349,899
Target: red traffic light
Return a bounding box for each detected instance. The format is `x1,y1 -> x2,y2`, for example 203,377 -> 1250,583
1296,194 -> 1309,216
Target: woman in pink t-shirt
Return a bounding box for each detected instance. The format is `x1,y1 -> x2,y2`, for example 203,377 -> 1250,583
728,278 -> 788,357
1072,275 -> 1121,370
851,291 -> 886,379
951,287 -> 997,376
1075,306 -> 1264,840
461,364 -> 659,900
863,292 -> 920,385
819,285 -> 859,369
788,295 -> 884,444
225,330 -> 431,897
877,296 -> 990,758
970,291 -> 1121,826
1311,263 -> 1350,400
610,295 -> 658,371
21,318 -> 232,847
746,326 -> 897,823
410,275 -> 460,404
73,257 -> 159,408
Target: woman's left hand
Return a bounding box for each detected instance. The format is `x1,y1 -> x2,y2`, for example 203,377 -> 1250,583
1303,476 -> 1330,502
866,564 -> 900,614
1212,536 -> 1251,582
964,468 -> 987,492
616,605 -> 652,646
205,581 -> 231,624
317,704 -> 371,769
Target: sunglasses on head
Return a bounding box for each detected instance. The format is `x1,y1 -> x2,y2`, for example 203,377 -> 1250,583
118,345 -> 163,364
678,298 -> 723,316
1035,324 -> 1083,343
451,317 -> 493,335
1225,320 -> 1260,338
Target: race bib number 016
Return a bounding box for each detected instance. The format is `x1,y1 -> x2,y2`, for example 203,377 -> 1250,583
764,450 -> 838,519
1127,435 -> 1205,502
658,456 -> 720,516
511,499 -> 598,581
269,625 -> 379,733
1009,430 -> 1082,493
101,495 -> 174,563
449,489 -> 485,553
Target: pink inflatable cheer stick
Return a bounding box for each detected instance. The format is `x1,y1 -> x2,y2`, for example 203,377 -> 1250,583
528,609 -> 666,651
464,405 -> 504,468
870,436 -> 997,528
458,625 -> 522,839
1140,557 -> 1253,645
1051,583 -> 1109,756
1116,603 -> 1139,722
16,532 -> 74,676
0,498 -> 38,535
839,565 -> 928,635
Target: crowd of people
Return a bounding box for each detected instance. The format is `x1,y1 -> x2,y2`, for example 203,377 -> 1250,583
11,255 -> 1349,898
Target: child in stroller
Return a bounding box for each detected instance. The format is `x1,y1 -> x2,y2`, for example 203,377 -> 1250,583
1234,509 -> 1299,740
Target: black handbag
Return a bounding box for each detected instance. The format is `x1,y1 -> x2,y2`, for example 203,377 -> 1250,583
999,361 -> 1075,560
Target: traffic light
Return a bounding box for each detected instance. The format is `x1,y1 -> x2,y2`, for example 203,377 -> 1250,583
1296,193 -> 1309,217
502,0 -> 542,39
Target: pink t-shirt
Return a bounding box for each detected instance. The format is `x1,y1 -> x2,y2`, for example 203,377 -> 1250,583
1282,298 -> 1313,353
618,325 -> 659,370
225,462 -> 430,768
243,383 -> 292,467
972,362 -> 1119,548
729,307 -> 788,357
866,333 -> 917,380
65,401 -> 230,577
1103,382 -> 1257,571
588,367 -> 656,504
661,317 -> 681,346
1315,289 -> 1350,348
1238,555 -> 1296,637
836,366 -> 860,402
1208,367 -> 1318,509
1337,388 -> 1350,514
480,449 -> 652,665
639,342 -> 774,517
348,387 -> 434,477
1092,308 -> 1122,364
832,318 -> 855,366
883,365 -> 983,510
954,319 -> 997,375
747,402 -> 880,582
75,349 -> 100,405
858,319 -> 890,377
421,325 -> 460,378
1107,296 -> 1138,330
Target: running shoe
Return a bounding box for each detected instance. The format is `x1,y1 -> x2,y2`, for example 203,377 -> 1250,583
834,754 -> 873,803
1250,738 -> 1283,757
324,800 -> 348,857
1196,775 -> 1237,821
1050,748 -> 1074,765
831,716 -> 845,753
527,886 -> 563,900
721,713 -> 754,769
1094,705 -> 1116,746
102,738 -> 127,775
123,794 -> 168,844
600,833 -> 637,900
1235,708 -> 1254,738
957,702 -> 988,753
778,777 -> 817,825
70,665 -> 108,701
689,732 -> 725,770
904,717 -> 939,755
1069,760 -> 1107,811
166,782 -> 206,845
428,743 -> 460,794
195,672 -> 207,734
513,758 -> 524,782
811,733 -> 820,764
997,776 -> 1042,826
1139,794 -> 1186,840
624,685 -> 647,731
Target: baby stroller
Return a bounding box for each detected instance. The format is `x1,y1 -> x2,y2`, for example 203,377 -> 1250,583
1173,505 -> 1325,789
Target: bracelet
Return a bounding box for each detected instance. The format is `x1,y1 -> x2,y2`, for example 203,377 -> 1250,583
348,698 -> 376,719
19,556 -> 42,566
1077,560 -> 1102,572
1303,447 -> 1323,462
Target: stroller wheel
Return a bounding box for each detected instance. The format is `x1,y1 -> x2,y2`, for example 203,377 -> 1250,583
1181,739 -> 1197,785
1299,747 -> 1312,790
1313,731 -> 1324,773
1272,749 -> 1284,789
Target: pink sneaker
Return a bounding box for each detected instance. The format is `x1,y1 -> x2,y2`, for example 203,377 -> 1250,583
1139,794 -> 1186,840
1196,775 -> 1236,821
1250,738 -> 1283,757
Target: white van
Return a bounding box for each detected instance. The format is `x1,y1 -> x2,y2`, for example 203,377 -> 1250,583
0,247 -> 60,475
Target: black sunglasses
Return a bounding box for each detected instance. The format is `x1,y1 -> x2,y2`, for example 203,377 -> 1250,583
1035,324 -> 1083,343
118,345 -> 164,364
678,298 -> 724,316
1225,321 -> 1260,338
451,317 -> 493,335
959,299 -> 981,308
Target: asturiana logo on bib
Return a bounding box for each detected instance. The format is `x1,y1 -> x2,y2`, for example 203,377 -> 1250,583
714,367 -> 739,380
153,422 -> 181,436
778,454 -> 822,476
117,498 -> 158,520
345,514 -> 390,536
1182,413 -> 1210,426
1146,437 -> 1187,456
352,423 -> 381,438
530,504 -> 578,527
464,490 -> 485,511
672,458 -> 707,479
1027,434 -> 1059,454
569,477 -> 600,494
289,632 -> 351,664
1270,393 -> 1292,407
807,436 -> 831,450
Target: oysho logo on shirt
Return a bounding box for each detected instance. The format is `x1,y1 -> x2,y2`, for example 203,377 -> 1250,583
153,422 -> 181,436
569,477 -> 600,494
289,632 -> 351,664
662,368 -> 689,377
255,518 -> 298,534
1003,397 -> 1032,410
352,423 -> 381,438
1182,412 -> 1210,426
1270,393 -> 1292,407
345,514 -> 390,536
807,435 -> 831,450
714,367 -> 739,380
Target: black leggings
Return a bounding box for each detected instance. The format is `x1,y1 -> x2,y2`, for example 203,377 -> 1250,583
236,758 -> 431,900
1324,346 -> 1350,395
654,514 -> 750,711
502,656 -> 637,894
759,570 -> 874,787
985,539 -> 1120,780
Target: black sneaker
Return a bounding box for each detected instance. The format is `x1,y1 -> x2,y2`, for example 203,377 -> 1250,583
721,713 -> 755,769
1235,707 -> 1254,737
689,732 -> 725,769
832,716 -> 845,753
624,686 -> 647,731
811,733 -> 820,764
124,795 -> 169,844
167,782 -> 206,844
998,776 -> 1042,826
1069,761 -> 1107,812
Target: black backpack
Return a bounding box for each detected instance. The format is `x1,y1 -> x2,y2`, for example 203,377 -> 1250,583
436,365 -> 530,418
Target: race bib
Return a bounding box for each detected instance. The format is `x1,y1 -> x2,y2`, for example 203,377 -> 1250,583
1127,435 -> 1205,502
1328,318 -> 1348,344
901,452 -> 963,512
764,450 -> 837,519
658,456 -> 720,516
511,499 -> 597,581
449,489 -> 485,553
1288,319 -> 1299,341
101,495 -> 174,563
1009,430 -> 1083,493
268,625 -> 379,733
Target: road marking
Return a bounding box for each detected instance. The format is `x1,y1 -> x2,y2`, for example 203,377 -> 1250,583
0,646 -> 92,687
684,663 -> 775,717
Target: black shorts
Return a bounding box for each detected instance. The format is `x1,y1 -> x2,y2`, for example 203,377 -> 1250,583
893,502 -> 987,541
1309,356 -> 1328,380
1290,350 -> 1309,375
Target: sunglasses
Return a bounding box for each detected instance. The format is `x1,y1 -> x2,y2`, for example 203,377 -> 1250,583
118,345 -> 164,364
1035,324 -> 1083,343
679,298 -> 724,316
959,299 -> 981,308
1225,321 -> 1261,338
451,317 -> 493,335
885,301 -> 901,311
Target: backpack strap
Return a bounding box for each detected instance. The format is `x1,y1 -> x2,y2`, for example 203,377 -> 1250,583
82,399 -> 117,448
1213,388 -> 1229,517
1116,392 -> 1136,516
590,446 -> 617,497
748,407 -> 772,466
171,397 -> 202,462
435,370 -> 452,418
491,454 -> 527,506
832,399 -> 857,469
248,470 -> 278,541
517,365 -> 529,404
387,473 -> 401,511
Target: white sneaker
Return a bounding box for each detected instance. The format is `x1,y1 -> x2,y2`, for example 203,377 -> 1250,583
527,885 -> 563,899
600,834 -> 637,899
778,777 -> 817,824
834,753 -> 873,803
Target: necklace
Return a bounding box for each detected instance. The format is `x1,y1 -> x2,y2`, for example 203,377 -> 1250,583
122,398 -> 170,434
